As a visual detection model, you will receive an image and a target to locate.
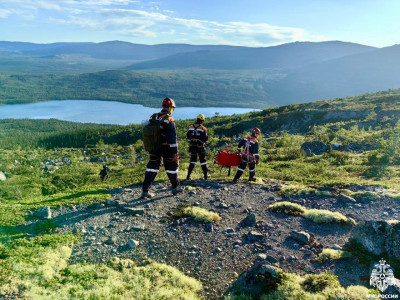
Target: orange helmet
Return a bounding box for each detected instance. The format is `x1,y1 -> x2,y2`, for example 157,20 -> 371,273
162,97 -> 176,108
252,127 -> 261,136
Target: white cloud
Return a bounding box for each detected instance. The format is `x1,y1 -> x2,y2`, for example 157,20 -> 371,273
1,1 -> 320,46
0,9 -> 11,18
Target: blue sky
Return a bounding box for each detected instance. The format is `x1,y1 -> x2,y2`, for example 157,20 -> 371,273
0,0 -> 399,47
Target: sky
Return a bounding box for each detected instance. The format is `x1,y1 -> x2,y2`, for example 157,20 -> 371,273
0,0 -> 399,47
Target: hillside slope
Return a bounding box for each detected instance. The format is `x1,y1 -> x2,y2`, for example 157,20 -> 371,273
127,41 -> 376,70
271,45 -> 400,103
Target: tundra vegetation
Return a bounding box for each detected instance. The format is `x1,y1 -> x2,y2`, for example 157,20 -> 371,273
0,89 -> 399,298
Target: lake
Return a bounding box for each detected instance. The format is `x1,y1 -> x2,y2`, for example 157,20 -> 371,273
0,100 -> 259,125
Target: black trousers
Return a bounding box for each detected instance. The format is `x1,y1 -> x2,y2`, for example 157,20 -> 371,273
142,146 -> 179,192
187,145 -> 208,177
233,155 -> 256,181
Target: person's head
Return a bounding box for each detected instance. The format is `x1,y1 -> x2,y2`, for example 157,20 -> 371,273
196,114 -> 205,124
252,127 -> 261,137
162,97 -> 176,114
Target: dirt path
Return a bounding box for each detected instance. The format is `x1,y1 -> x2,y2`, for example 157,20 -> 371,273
53,180 -> 400,299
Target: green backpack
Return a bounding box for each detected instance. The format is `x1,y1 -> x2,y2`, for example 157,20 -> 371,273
142,113 -> 168,153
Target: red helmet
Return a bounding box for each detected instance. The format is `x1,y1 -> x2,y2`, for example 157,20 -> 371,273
162,97 -> 176,108
252,127 -> 261,136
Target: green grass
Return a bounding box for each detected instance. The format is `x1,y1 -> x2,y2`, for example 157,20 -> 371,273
0,235 -> 202,299
268,202 -> 357,226
227,271 -> 376,300
317,249 -> 352,262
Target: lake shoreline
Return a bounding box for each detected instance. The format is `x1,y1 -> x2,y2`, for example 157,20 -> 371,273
0,99 -> 259,125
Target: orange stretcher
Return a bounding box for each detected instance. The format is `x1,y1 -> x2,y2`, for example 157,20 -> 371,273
215,149 -> 241,176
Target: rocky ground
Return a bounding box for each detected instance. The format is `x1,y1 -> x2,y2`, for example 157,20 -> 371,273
47,179 -> 400,299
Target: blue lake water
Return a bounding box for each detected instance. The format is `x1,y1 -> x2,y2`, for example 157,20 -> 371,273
0,100 -> 259,125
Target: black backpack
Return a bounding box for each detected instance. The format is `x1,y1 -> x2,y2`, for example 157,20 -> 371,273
142,113 -> 168,153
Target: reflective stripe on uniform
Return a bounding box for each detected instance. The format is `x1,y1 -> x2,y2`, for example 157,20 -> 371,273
238,168 -> 245,172
188,128 -> 194,131
250,141 -> 255,144
200,162 -> 207,166
166,169 -> 179,174
190,162 -> 197,165
163,119 -> 170,124
169,144 -> 178,147
146,168 -> 159,173
249,169 -> 255,172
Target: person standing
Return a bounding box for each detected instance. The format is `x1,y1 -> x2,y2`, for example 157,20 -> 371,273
141,97 -> 183,198
186,114 -> 209,180
233,127 -> 261,183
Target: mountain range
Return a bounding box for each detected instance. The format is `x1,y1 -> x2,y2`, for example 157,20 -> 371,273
0,40 -> 399,107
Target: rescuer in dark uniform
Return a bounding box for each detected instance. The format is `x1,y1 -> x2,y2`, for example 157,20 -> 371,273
186,114 -> 209,180
141,97 -> 183,198
233,127 -> 261,183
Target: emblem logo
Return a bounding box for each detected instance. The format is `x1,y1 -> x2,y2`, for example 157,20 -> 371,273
370,259 -> 396,292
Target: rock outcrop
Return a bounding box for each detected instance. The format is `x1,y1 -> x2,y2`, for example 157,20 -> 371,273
352,220 -> 400,260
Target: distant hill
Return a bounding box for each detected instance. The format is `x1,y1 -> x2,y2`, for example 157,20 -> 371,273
0,41 -> 241,61
270,44 -> 400,103
127,41 -> 376,70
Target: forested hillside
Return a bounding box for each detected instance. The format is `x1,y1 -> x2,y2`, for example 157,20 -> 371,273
1,89 -> 400,299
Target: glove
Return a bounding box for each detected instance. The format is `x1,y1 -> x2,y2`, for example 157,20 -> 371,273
173,153 -> 179,162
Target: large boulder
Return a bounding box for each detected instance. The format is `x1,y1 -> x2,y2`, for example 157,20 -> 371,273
352,221 -> 400,260
301,141 -> 329,156
33,206 -> 52,219
224,260 -> 282,298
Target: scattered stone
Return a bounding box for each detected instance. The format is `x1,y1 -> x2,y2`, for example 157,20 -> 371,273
338,194 -> 357,203
268,196 -> 275,201
290,231 -> 311,245
132,224 -> 145,231
33,206 -> 52,219
122,207 -> 145,215
247,231 -> 264,243
219,203 -> 229,209
128,239 -> 139,249
225,228 -> 235,233
205,223 -> 214,232
214,247 -> 223,254
332,244 -> 343,250
105,237 -> 116,245
301,141 -> 329,156
267,255 -> 279,264
193,202 -> 200,206
240,213 -> 257,227
257,254 -> 267,260
87,203 -> 103,210
106,199 -> 118,206
0,172 -> 6,181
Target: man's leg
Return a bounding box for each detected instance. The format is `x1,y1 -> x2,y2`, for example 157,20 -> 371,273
199,148 -> 208,179
186,147 -> 197,180
164,156 -> 180,190
233,156 -> 248,183
142,154 -> 162,194
248,160 -> 256,181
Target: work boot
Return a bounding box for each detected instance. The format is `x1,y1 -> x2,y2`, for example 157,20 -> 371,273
140,191 -> 155,199
186,174 -> 192,180
232,178 -> 238,184
248,177 -> 256,182
172,187 -> 184,195
203,171 -> 208,180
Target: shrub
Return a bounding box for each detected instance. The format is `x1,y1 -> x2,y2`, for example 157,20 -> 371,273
303,209 -> 357,226
268,201 -> 306,216
302,273 -> 341,293
182,206 -> 221,223
317,249 -> 352,262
